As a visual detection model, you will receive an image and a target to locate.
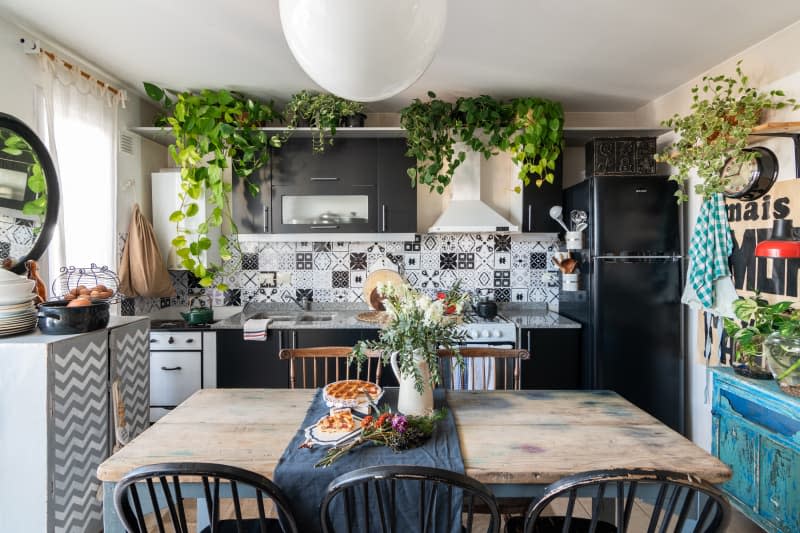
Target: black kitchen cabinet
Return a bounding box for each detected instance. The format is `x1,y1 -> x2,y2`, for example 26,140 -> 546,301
377,138 -> 417,233
216,330 -> 288,388
232,135 -> 417,235
231,161 -> 271,234
519,328 -> 581,389
521,154 -> 563,233
293,328 -> 397,386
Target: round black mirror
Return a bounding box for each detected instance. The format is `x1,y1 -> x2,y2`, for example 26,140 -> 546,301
0,112 -> 60,274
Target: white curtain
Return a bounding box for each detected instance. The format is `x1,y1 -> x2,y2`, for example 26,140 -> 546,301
35,54 -> 122,285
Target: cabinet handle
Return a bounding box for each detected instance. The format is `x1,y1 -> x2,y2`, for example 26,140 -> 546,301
292,331 -> 297,349
310,225 -> 339,230
263,206 -> 269,233
161,366 -> 182,371
381,204 -> 387,232
527,204 -> 532,232
527,331 -> 531,351
309,177 -> 339,182
150,338 -> 158,343
168,336 -> 175,344
186,338 -> 194,343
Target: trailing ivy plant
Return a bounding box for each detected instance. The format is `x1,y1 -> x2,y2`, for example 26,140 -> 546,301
400,92 -> 563,194
283,90 -> 365,152
0,131 -> 47,221
655,61 -> 798,203
144,82 -> 281,289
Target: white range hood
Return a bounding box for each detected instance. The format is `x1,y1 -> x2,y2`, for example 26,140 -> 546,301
428,147 -> 519,233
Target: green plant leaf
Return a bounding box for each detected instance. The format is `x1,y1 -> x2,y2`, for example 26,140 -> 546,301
169,210 -> 185,223
143,82 -> 165,102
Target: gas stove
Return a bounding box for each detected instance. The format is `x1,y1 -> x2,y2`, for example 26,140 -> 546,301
456,313 -> 517,344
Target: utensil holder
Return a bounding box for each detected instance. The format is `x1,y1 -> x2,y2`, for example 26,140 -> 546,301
565,231 -> 583,250
562,272 -> 579,292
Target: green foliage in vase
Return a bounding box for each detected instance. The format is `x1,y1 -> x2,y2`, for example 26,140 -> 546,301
0,131 -> 47,221
352,283 -> 466,392
143,82 -> 282,289
723,295 -> 800,368
283,90 -> 365,152
655,61 -> 798,203
400,91 -> 563,194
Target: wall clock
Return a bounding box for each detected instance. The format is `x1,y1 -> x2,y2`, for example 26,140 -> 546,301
722,146 -> 779,200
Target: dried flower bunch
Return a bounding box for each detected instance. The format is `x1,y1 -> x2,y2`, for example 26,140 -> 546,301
315,404 -> 446,468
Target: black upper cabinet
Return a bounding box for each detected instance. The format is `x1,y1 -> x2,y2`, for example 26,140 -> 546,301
521,154 -> 564,233
232,160 -> 271,234
232,135 -> 417,234
377,138 -> 417,233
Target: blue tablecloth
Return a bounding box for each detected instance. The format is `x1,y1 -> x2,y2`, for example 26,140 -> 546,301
274,388 -> 465,532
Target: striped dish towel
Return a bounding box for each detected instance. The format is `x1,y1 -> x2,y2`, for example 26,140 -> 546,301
687,194 -> 733,309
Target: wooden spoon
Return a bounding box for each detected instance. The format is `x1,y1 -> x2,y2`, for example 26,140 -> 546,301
551,256 -> 565,273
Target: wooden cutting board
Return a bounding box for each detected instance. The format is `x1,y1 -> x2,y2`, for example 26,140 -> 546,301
362,269 -> 404,310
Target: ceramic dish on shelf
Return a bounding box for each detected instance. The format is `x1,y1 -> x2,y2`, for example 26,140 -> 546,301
0,281 -> 35,305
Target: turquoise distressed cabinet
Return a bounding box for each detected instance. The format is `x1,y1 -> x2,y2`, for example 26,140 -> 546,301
711,367 -> 800,532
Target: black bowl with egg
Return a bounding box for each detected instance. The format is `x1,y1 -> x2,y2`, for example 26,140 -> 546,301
38,300 -> 110,334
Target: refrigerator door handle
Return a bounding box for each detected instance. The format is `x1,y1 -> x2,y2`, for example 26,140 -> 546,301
594,255 -> 682,260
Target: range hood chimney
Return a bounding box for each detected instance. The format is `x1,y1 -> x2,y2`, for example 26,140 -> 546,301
428,147 -> 519,233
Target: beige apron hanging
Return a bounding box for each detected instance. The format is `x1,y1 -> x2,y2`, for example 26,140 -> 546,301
118,203 -> 175,298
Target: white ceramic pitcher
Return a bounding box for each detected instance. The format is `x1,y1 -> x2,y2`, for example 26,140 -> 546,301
390,351 -> 434,415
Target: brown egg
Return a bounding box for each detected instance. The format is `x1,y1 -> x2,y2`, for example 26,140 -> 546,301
67,298 -> 92,307
76,294 -> 91,301
63,293 -> 76,301
100,290 -> 114,299
70,287 -> 80,296
90,290 -> 103,298
94,284 -> 108,292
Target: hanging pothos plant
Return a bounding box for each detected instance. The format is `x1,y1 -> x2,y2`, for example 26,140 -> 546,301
400,92 -> 563,194
144,82 -> 281,289
0,132 -> 47,221
283,90 -> 365,152
655,61 -> 798,203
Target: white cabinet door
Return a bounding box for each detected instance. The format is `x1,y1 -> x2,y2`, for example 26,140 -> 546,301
150,351 -> 202,407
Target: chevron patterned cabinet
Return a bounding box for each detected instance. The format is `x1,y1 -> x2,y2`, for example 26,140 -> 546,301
0,316 -> 149,533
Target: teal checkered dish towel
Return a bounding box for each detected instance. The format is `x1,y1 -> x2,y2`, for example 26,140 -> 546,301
685,193 -> 734,309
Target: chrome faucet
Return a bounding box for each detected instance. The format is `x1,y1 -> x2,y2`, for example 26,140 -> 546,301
284,294 -> 311,311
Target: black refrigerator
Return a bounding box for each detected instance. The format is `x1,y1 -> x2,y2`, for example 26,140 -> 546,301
560,176 -> 685,434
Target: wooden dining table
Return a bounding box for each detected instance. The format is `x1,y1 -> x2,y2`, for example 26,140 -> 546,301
97,388 -> 731,531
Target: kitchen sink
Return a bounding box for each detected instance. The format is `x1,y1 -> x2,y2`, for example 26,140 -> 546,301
247,313 -> 295,322
295,314 -> 334,322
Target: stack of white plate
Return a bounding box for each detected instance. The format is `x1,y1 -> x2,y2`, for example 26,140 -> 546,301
0,300 -> 37,336
0,269 -> 38,336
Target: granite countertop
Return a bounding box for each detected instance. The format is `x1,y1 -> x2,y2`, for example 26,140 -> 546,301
147,302 -> 581,330
498,303 -> 582,330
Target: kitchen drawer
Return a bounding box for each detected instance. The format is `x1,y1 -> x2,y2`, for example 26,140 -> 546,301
150,331 -> 202,350
150,352 -> 202,406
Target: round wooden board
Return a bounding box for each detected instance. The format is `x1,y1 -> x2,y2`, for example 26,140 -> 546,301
356,310 -> 390,324
362,269 -> 404,310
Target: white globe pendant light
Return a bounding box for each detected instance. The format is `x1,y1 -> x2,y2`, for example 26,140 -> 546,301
279,0 -> 447,102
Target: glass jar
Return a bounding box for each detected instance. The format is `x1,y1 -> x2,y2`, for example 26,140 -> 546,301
764,331 -> 800,397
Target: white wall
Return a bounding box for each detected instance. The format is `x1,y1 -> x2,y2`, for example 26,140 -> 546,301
0,14 -> 166,275
636,20 -> 800,451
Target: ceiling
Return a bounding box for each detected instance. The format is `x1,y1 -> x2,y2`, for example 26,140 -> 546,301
3,0 -> 800,112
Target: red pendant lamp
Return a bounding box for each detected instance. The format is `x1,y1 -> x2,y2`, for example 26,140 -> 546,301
755,219 -> 800,258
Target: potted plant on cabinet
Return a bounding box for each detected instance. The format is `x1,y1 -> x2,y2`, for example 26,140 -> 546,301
283,90 -> 365,152
723,295 -> 797,379
352,283 -> 465,415
763,307 -> 800,397
655,61 -> 798,203
400,92 -> 563,194
143,82 -> 282,289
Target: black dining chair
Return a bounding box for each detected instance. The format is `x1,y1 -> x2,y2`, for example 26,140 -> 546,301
505,469 -> 730,533
114,462 -> 299,533
320,464 -> 501,533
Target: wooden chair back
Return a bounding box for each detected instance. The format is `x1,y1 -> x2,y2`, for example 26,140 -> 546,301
436,347 -> 530,390
320,465 -> 500,533
113,462 -> 298,533
278,346 -> 382,388
517,469 -> 730,533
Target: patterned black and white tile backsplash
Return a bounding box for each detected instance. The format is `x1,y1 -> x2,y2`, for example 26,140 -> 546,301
122,233 -> 561,315
0,211 -> 37,265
